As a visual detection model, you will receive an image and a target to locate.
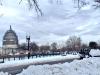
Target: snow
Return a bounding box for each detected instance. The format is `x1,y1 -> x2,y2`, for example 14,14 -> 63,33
17,57 -> 100,75
0,55 -> 80,69
0,55 -> 100,75
1,0 -> 100,74
89,49 -> 100,56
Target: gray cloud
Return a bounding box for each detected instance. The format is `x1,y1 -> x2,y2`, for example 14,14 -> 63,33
0,0 -> 100,46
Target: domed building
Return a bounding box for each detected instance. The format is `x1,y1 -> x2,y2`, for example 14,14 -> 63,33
2,26 -> 19,54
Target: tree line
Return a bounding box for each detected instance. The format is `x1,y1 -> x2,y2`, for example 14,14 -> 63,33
19,35 -> 99,54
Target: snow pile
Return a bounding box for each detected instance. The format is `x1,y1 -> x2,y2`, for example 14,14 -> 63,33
89,49 -> 100,56
17,57 -> 100,75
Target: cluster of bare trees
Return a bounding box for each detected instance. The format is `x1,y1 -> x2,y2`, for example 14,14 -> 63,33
66,36 -> 81,50
19,35 -> 91,54
19,41 -> 58,53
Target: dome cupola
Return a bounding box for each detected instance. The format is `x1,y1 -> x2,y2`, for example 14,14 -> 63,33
3,25 -> 18,49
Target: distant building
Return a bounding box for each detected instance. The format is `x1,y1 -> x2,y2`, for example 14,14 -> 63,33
0,47 -> 2,55
2,25 -> 19,54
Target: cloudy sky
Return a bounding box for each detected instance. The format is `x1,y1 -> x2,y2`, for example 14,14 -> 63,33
0,0 -> 100,46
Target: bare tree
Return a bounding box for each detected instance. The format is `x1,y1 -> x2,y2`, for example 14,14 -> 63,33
30,42 -> 39,52
0,0 -> 43,16
27,0 -> 43,16
66,36 -> 81,50
39,45 -> 50,53
19,43 -> 27,50
74,0 -> 87,9
51,42 -> 57,51
56,0 -> 62,4
73,0 -> 80,8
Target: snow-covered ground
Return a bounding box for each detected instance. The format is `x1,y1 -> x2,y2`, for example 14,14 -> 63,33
1,0 -> 100,74
0,55 -> 80,69
1,57 -> 100,75
0,49 -> 100,75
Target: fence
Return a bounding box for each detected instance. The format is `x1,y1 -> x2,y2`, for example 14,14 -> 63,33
0,51 -> 79,63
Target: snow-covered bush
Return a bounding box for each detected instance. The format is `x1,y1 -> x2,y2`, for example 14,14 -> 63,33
89,49 -> 100,56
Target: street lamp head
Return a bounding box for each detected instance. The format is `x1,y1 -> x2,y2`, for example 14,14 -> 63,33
26,36 -> 30,41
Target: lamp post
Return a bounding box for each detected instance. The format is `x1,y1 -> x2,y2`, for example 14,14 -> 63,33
26,35 -> 30,59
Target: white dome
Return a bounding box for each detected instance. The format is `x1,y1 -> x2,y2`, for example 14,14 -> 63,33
3,26 -> 18,49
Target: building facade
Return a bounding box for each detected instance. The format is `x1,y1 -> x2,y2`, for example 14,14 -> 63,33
2,26 -> 19,55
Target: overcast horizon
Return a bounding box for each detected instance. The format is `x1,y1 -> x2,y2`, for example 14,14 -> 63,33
0,0 -> 100,47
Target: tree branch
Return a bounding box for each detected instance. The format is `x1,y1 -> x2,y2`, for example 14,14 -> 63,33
28,0 -> 43,16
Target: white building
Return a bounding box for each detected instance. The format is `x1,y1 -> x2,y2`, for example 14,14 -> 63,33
2,26 -> 19,55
